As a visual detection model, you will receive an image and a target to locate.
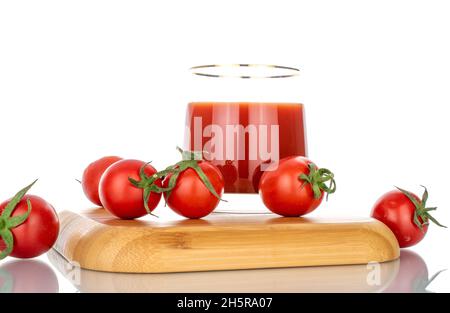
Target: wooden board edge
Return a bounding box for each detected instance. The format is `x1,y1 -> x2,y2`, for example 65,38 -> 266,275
55,210 -> 400,273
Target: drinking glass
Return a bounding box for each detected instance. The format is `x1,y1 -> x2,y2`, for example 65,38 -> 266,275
184,64 -> 307,194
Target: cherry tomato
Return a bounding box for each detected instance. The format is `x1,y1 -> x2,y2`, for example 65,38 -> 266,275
81,156 -> 122,206
259,156 -> 336,217
163,161 -> 224,219
370,186 -> 445,248
0,195 -> 59,259
99,159 -> 162,219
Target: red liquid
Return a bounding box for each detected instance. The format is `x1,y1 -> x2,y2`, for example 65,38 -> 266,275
185,102 -> 307,193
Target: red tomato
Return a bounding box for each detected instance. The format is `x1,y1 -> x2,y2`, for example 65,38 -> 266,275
370,186 -> 445,248
0,195 -> 59,258
259,156 -> 336,217
81,156 -> 122,206
99,159 -> 162,219
163,162 -> 224,219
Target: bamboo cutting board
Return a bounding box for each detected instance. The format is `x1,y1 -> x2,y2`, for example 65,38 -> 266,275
55,209 -> 399,273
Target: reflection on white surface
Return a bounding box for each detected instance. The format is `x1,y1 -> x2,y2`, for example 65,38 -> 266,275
384,250 -> 445,293
47,249 -> 397,293
47,249 -> 444,293
0,259 -> 59,293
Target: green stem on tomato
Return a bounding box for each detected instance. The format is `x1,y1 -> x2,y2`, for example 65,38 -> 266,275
396,186 -> 446,231
299,163 -> 336,200
0,180 -> 37,260
128,147 -> 226,216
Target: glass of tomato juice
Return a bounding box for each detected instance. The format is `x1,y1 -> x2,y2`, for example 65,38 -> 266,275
184,64 -> 307,194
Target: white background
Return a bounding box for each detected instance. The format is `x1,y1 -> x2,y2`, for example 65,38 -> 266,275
0,0 -> 449,292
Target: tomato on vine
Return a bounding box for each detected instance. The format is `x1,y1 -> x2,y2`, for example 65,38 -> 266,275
132,147 -> 225,219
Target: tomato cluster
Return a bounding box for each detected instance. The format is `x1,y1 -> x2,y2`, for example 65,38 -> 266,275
1,146 -> 444,261
78,149 -> 446,249
80,151 -> 338,221
80,148 -> 225,220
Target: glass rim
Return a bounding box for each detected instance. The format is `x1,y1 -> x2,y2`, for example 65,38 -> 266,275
189,64 -> 300,79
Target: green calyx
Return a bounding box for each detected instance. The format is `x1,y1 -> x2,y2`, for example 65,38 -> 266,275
0,180 -> 37,260
299,163 -> 336,200
128,162 -> 171,217
396,185 -> 447,231
129,147 -> 225,216
162,147 -> 223,201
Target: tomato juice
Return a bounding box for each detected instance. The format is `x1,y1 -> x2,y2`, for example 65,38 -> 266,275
184,102 -> 307,193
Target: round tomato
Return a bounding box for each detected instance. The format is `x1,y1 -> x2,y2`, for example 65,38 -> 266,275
0,194 -> 59,259
371,186 -> 445,248
259,156 -> 336,217
163,161 -> 224,219
99,159 -> 162,219
81,156 -> 122,206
